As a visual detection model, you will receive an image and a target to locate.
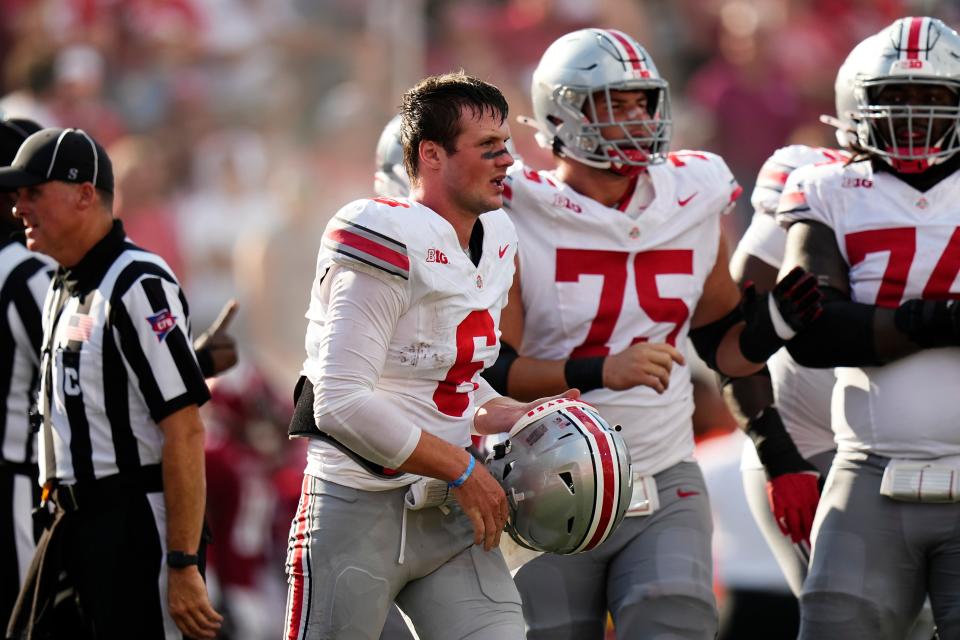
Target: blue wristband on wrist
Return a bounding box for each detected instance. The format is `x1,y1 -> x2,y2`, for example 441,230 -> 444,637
448,455 -> 475,489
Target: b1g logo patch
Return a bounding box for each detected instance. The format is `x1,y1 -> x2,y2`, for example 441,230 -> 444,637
146,309 -> 177,342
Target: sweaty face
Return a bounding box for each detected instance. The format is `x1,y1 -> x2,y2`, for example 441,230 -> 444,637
586,89 -> 665,174
441,107 -> 514,216
871,83 -> 959,149
590,90 -> 661,142
13,182 -> 85,261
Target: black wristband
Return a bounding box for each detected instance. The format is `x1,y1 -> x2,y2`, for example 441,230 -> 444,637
481,341 -> 519,395
195,347 -> 215,378
564,357 -> 605,393
744,406 -> 815,478
166,551 -> 200,568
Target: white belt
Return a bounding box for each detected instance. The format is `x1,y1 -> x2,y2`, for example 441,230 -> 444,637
880,458 -> 960,503
626,473 -> 660,517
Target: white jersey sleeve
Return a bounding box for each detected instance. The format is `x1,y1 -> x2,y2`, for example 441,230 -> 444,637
311,265 -> 420,469
775,162 -> 840,229
739,146 -> 844,269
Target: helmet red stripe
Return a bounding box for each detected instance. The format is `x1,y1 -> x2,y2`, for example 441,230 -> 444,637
607,29 -> 644,71
567,406 -> 617,550
906,17 -> 924,59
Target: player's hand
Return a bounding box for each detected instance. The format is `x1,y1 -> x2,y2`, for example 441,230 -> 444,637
770,266 -> 823,333
767,472 -> 821,545
167,566 -> 223,639
474,389 -> 580,435
452,456 -> 510,551
740,267 -> 823,363
603,342 -> 685,393
193,299 -> 239,377
746,405 -> 820,545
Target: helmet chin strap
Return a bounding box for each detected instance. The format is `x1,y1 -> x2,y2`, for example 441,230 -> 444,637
880,125 -> 956,174
605,147 -> 650,177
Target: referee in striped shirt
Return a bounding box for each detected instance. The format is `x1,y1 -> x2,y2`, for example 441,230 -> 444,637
0,117 -> 46,631
2,128 -> 222,640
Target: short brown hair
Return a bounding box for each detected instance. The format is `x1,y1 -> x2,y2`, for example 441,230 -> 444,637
399,71 -> 508,181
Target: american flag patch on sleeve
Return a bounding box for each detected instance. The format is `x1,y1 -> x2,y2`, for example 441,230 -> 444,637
323,217 -> 410,280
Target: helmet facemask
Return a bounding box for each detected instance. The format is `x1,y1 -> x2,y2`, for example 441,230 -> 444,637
545,81 -> 671,176
855,79 -> 960,173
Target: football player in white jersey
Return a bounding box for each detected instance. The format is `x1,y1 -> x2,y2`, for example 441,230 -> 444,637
777,17 -> 960,640
729,141 -> 849,598
283,72 -> 575,640
483,29 -> 823,639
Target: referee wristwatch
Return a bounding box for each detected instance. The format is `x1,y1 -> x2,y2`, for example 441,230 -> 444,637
166,551 -> 200,569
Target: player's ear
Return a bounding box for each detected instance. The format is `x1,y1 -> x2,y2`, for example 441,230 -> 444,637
418,140 -> 443,173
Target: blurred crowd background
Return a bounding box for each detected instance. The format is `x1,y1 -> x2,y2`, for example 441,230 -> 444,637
1,0 -> 957,637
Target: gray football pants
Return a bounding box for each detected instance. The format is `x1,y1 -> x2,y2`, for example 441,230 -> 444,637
800,453 -> 960,640
284,475 -> 524,640
514,461 -> 717,640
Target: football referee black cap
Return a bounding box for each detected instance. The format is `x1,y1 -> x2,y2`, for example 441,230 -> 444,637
0,127 -> 113,193
0,118 -> 42,166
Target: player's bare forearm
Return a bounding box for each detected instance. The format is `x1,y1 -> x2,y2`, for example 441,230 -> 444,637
723,373 -> 775,427
397,430 -> 475,483
503,356 -> 568,401
159,405 -> 207,554
715,323 -> 767,377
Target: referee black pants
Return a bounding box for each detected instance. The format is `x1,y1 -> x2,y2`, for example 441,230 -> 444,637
8,483 -> 182,640
61,490 -> 170,639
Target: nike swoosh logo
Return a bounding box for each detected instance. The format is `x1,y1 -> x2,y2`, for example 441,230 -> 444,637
677,192 -> 698,207
676,488 -> 700,498
499,244 -> 509,259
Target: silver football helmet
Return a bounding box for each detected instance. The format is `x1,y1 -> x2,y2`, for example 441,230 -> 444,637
485,398 -> 632,555
828,35 -> 870,149
842,17 -> 960,172
527,28 -> 671,174
374,114 -> 410,197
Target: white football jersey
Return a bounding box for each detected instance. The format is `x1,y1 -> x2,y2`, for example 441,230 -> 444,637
505,152 -> 740,475
778,161 -> 960,459
736,145 -> 847,461
303,197 -> 518,488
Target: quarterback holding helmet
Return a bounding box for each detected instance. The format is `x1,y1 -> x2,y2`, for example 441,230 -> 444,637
777,16 -> 960,639
485,28 -> 823,638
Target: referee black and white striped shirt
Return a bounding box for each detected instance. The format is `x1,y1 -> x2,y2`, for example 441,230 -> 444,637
38,220 -> 210,485
1,236 -> 51,471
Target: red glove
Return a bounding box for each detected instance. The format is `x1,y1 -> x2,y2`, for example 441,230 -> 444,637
766,471 -> 821,545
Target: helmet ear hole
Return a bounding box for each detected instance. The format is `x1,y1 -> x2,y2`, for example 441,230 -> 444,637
503,460 -> 516,480
567,517 -> 575,534
559,471 -> 576,494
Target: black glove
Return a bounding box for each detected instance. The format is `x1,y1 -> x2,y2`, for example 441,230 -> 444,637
739,266 -> 823,363
894,299 -> 960,348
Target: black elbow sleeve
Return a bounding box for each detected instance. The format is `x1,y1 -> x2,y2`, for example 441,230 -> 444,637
690,306 -> 743,373
786,299 -> 881,367
482,341 -> 518,395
